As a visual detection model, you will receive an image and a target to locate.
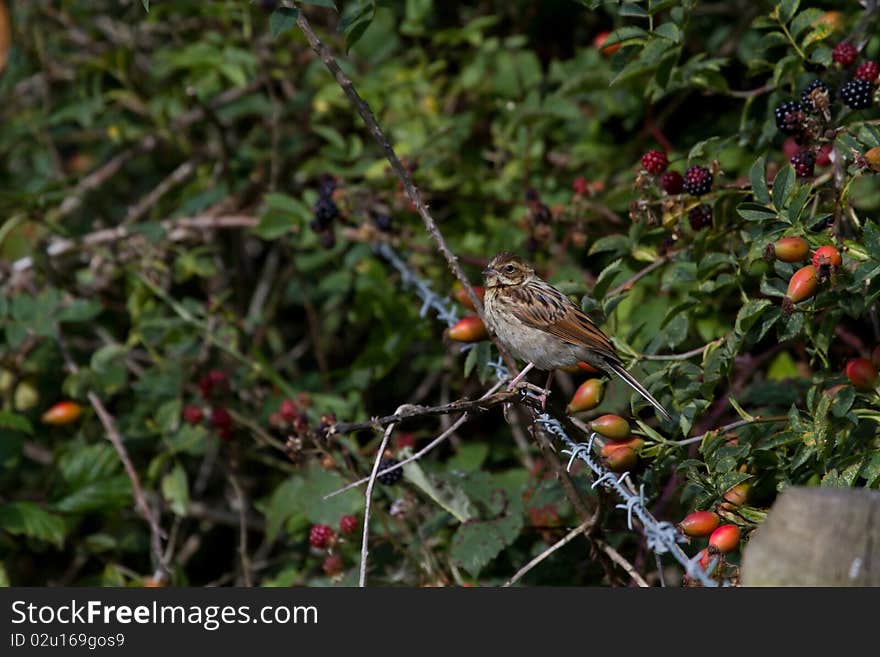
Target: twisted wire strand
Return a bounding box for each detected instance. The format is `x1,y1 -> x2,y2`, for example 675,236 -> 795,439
375,244 -> 724,587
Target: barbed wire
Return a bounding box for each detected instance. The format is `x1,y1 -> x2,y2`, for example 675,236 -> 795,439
374,243 -> 724,587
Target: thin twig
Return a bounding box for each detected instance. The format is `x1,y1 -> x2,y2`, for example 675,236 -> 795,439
359,414 -> 399,587
122,159 -> 197,226
325,379 -> 509,500
56,326 -> 167,580
295,13 -> 483,316
639,338 -> 723,361
504,521 -> 591,586
671,415 -> 788,447
228,473 -> 253,587
608,254 -> 673,297
596,539 -> 650,587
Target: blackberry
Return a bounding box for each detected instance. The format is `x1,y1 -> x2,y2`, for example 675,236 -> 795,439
800,79 -> 833,113
687,204 -> 712,231
318,174 -> 337,199
339,515 -> 358,534
790,149 -> 815,179
377,457 -> 403,485
660,170 -> 683,194
682,166 -> 713,196
572,176 -> 589,196
832,42 -> 858,67
774,100 -> 805,135
840,79 -> 874,110
309,524 -> 334,549
373,213 -> 392,232
641,149 -> 668,175
855,61 -> 879,84
314,196 -> 339,224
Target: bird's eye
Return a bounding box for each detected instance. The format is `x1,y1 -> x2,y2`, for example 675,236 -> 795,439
504,264 -> 516,274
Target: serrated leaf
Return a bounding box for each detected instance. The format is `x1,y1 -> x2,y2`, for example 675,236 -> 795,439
735,299 -> 772,335
270,7 -> 300,39
0,502 -> 66,548
778,0 -> 800,24
450,513 -> 523,577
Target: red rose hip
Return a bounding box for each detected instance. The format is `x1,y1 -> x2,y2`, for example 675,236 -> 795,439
679,510 -> 721,538
846,358 -> 878,390
708,524 -> 741,554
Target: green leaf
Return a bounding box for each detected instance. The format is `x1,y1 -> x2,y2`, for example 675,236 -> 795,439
161,464 -> 189,516
749,156 -> 770,204
0,410 -> 33,435
53,476 -> 132,514
450,513 -> 523,577
778,0 -> 800,24
737,202 -> 778,222
141,0 -> 149,12
789,8 -> 824,39
270,7 -> 300,39
57,298 -> 102,323
0,502 -> 66,548
772,165 -> 795,210
735,299 -> 772,335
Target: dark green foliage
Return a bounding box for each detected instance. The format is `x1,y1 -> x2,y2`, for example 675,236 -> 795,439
0,0 -> 879,587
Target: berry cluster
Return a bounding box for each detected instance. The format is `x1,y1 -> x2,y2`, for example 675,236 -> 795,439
687,204 -> 712,231
832,41 -> 858,67
309,175 -> 340,248
640,149 -> 668,175
774,99 -> 806,136
800,79 -> 833,114
185,369 -> 236,440
790,149 -> 815,179
377,457 -> 403,485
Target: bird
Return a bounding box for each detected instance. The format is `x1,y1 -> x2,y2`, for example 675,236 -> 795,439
482,251 -> 672,421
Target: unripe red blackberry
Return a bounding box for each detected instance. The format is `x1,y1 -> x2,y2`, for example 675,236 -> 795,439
855,61 -> 880,84
790,149 -> 815,179
641,149 -> 668,174
322,554 -> 343,576
279,398 -> 298,422
309,524 -> 334,549
377,457 -> 403,485
572,176 -> 589,196
800,79 -> 833,113
774,100 -> 806,136
210,407 -> 233,431
660,170 -> 683,194
339,514 -> 358,534
840,79 -> 874,110
816,144 -> 833,167
832,42 -> 858,66
182,405 -> 204,425
687,204 -> 712,230
683,166 -> 712,196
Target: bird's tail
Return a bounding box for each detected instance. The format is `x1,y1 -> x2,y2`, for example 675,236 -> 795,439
606,361 -> 672,422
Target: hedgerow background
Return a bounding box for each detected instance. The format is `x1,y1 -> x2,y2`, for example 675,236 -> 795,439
1,0 -> 879,587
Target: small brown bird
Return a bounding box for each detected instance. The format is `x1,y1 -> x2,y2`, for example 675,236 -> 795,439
482,252 -> 671,421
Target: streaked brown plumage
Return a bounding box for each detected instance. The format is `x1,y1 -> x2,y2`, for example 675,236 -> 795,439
482,252 -> 671,421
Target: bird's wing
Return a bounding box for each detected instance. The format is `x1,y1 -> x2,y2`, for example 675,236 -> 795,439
506,281 -> 619,362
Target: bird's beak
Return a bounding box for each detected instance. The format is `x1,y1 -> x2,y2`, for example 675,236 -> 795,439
482,267 -> 496,277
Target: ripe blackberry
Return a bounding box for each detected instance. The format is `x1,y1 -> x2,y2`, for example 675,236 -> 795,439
855,61 -> 879,84
840,79 -> 874,110
832,42 -> 858,67
309,524 -> 334,549
774,100 -> 805,135
682,166 -> 713,196
377,457 -> 403,485
641,149 -> 668,174
800,79 -> 833,113
373,213 -> 392,232
660,170 -> 683,194
318,174 -> 337,199
313,196 -> 338,225
790,149 -> 815,179
687,204 -> 712,231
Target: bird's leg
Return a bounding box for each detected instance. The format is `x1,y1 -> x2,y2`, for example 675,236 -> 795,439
537,370 -> 555,410
506,362 -> 535,390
